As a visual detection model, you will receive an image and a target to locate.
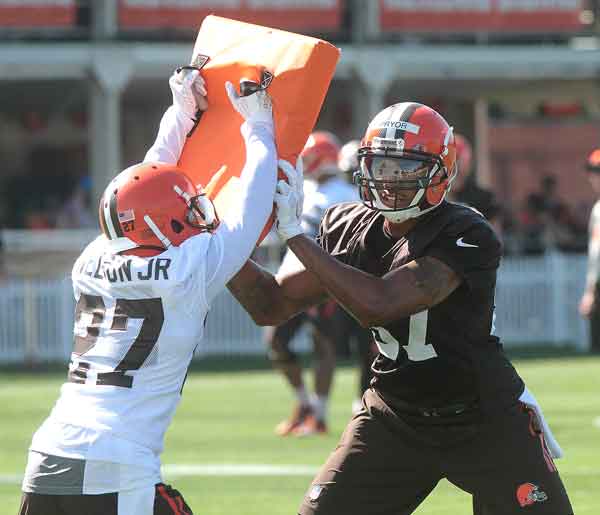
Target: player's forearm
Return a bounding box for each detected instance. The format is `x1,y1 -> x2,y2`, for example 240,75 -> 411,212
209,122 -> 277,290
143,106 -> 196,165
225,122 -> 276,236
286,235 -> 391,327
227,260 -> 291,325
236,121 -> 277,225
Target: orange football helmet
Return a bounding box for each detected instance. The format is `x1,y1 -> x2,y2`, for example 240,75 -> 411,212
98,162 -> 219,257
586,148 -> 600,172
301,131 -> 341,178
355,102 -> 457,223
454,133 -> 473,176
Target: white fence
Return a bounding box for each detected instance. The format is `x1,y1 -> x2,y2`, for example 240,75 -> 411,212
0,252 -> 590,364
494,252 -> 588,348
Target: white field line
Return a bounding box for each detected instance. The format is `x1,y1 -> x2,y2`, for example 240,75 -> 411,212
5,460 -> 599,485
163,464 -> 318,477
0,464 -> 319,485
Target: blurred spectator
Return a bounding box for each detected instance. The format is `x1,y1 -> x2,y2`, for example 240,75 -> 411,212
55,175 -> 95,229
2,145 -> 86,229
24,211 -> 54,230
545,203 -> 587,253
579,149 -> 600,354
448,133 -> 502,229
517,175 -> 586,255
517,193 -> 547,255
526,175 -> 562,218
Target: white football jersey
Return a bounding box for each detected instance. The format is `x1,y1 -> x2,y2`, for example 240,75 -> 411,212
301,176 -> 358,239
30,231 -> 219,467
27,101 -> 277,482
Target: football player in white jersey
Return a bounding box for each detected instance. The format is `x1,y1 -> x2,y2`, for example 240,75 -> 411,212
18,67 -> 279,515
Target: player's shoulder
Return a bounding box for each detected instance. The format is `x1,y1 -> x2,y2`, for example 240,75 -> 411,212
174,231 -> 213,255
83,234 -> 108,255
318,202 -> 374,256
322,201 -> 374,228
152,231 -> 213,280
433,201 -> 501,250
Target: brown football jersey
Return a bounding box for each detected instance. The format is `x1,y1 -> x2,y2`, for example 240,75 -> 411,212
317,200 -> 524,416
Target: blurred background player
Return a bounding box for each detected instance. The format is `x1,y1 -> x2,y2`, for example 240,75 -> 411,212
579,148 -> 600,354
337,138 -> 377,414
267,131 -> 358,436
448,133 -> 501,232
337,139 -> 360,182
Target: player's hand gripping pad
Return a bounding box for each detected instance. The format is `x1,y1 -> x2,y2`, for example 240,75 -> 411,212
178,15 -> 340,243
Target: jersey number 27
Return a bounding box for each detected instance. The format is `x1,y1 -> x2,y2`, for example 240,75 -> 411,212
69,293 -> 164,388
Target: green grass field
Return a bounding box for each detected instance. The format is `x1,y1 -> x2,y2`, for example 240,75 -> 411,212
1,354 -> 598,514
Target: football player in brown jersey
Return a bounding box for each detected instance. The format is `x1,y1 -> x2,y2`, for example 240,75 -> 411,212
228,102 -> 572,515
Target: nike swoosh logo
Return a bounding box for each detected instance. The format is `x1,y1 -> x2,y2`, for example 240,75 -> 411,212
456,237 -> 478,248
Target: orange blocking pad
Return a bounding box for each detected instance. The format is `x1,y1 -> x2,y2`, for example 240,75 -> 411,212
178,15 -> 340,242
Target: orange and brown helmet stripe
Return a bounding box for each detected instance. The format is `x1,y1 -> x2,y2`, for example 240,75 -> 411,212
362,102 -> 422,148
98,186 -> 124,240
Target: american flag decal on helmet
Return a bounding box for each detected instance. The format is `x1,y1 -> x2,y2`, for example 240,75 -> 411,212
118,209 -> 135,223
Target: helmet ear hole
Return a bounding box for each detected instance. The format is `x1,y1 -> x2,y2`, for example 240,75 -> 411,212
171,219 -> 184,234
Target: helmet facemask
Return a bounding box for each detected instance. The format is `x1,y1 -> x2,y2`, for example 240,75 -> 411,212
355,102 -> 457,224
173,185 -> 219,233
355,140 -> 452,223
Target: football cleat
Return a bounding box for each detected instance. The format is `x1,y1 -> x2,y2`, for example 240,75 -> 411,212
275,403 -> 313,436
293,415 -> 328,437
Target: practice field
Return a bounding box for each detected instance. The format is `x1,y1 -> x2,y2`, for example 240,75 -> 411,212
1,354 -> 598,514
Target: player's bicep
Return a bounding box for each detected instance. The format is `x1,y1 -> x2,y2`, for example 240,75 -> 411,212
385,256 -> 462,313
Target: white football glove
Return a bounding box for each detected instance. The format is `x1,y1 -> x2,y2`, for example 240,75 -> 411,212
169,67 -> 208,119
274,157 -> 304,241
225,80 -> 273,127
519,386 -> 563,459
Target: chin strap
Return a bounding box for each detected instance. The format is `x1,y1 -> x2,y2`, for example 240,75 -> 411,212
144,215 -> 172,249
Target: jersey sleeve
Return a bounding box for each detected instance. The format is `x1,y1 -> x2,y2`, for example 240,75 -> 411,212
425,218 -> 502,290
204,121 -> 277,303
143,106 -> 196,165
